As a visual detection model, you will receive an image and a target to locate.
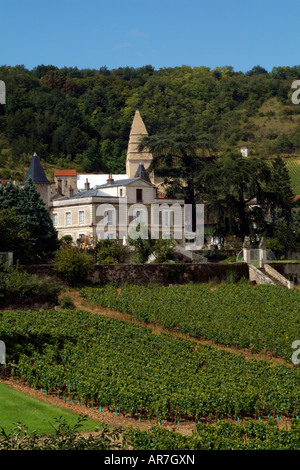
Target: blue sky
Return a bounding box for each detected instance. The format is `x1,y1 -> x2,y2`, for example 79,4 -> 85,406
1,0 -> 300,72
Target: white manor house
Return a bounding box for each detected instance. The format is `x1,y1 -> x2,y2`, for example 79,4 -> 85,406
22,110 -> 187,248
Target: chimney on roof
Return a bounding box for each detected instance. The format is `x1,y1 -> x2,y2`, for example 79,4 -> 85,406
57,178 -> 62,195
68,185 -> 74,198
106,173 -> 114,185
84,178 -> 90,190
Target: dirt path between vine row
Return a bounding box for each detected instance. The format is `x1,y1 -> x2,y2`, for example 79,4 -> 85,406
1,376 -> 292,436
63,290 -> 293,368
1,377 -> 199,436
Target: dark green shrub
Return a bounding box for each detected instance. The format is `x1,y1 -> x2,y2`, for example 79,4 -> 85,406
95,239 -> 130,264
60,235 -> 74,246
128,227 -> 177,264
0,263 -> 61,304
0,416 -> 121,450
52,245 -> 93,286
265,237 -> 284,258
151,239 -> 177,263
59,294 -> 75,309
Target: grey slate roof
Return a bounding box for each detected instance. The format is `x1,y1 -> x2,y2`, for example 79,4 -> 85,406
134,161 -> 151,183
54,180 -> 135,200
22,152 -> 50,185
56,188 -> 114,200
94,178 -> 138,189
53,175 -> 154,201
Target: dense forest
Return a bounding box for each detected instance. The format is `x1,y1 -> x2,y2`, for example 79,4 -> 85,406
1,63 -> 300,181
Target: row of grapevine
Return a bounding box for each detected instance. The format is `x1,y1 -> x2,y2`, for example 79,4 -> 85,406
1,416 -> 299,450
286,158 -> 300,194
123,419 -> 300,450
1,308 -> 299,422
80,283 -> 300,361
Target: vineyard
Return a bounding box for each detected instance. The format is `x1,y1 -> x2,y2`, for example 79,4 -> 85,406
1,416 -> 299,450
285,158 -> 300,195
123,419 -> 300,450
1,307 -> 299,426
80,283 -> 300,361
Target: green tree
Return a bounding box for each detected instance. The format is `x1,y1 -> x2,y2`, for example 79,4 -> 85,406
275,134 -> 294,154
203,153 -> 295,245
128,235 -> 155,264
95,239 -> 130,264
41,69 -> 66,91
203,153 -> 272,241
0,179 -> 58,262
18,179 -> 58,260
264,159 -> 297,252
0,180 -> 19,208
246,65 -> 269,76
52,245 -> 93,286
0,208 -> 34,263
80,138 -> 101,172
139,133 -> 215,230
2,63 -> 300,174
128,224 -> 177,264
151,238 -> 177,263
267,156 -> 294,226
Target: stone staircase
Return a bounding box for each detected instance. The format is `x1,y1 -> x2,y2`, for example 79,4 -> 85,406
258,267 -> 283,286
243,236 -> 294,289
248,263 -> 294,289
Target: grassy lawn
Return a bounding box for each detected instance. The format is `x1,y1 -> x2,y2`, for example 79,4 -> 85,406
0,382 -> 99,435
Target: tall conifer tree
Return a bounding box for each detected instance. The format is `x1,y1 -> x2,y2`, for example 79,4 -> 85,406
0,178 -> 57,262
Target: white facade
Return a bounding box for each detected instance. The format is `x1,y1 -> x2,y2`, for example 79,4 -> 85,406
49,111 -> 187,246
50,177 -> 185,247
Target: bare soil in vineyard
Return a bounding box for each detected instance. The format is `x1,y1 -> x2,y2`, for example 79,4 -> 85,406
0,376 -> 198,436
1,376 -> 292,436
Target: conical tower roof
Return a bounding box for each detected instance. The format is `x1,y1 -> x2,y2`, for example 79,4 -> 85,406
134,161 -> 151,183
126,110 -> 153,179
22,152 -> 50,185
129,109 -> 148,136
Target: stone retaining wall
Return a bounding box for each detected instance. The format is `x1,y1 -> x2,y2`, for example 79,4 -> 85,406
25,262 -> 249,286
269,262 -> 300,284
88,262 -> 249,285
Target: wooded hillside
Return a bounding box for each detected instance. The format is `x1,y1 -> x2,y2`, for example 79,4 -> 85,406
1,64 -> 300,182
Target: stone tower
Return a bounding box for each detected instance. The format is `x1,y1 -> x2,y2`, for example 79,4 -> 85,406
22,152 -> 51,208
126,110 -> 154,183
